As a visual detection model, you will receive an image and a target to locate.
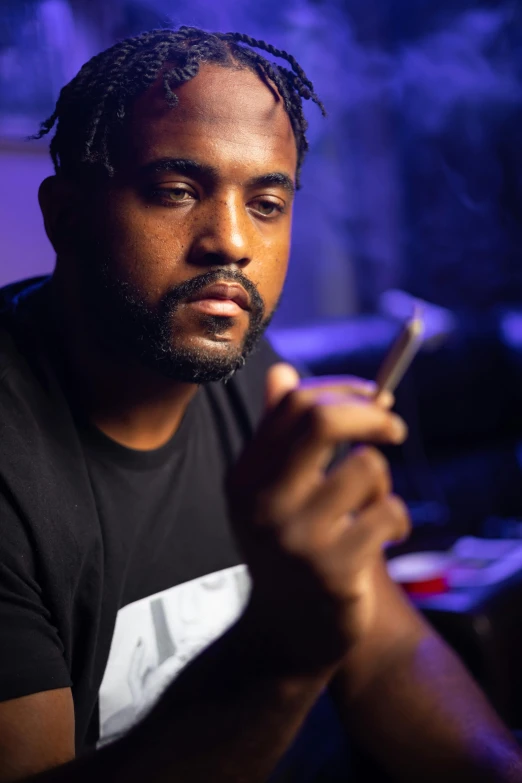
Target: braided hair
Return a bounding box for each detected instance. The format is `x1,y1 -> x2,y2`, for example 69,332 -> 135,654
33,26 -> 325,188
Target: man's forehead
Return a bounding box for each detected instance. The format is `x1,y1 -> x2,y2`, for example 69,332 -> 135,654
124,63 -> 297,175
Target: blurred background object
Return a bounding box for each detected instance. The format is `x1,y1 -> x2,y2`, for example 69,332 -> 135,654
3,0 -> 522,741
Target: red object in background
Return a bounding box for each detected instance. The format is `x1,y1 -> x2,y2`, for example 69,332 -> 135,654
388,552 -> 451,596
400,573 -> 448,596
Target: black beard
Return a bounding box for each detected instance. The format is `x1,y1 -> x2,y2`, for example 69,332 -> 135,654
84,262 -> 272,384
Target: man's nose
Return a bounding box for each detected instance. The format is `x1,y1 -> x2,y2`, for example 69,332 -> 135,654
188,195 -> 252,268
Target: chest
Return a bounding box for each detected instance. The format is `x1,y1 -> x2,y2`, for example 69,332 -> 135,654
77,392 -> 248,748
86,394 -> 244,606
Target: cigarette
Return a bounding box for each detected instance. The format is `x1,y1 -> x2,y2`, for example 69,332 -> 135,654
375,305 -> 425,395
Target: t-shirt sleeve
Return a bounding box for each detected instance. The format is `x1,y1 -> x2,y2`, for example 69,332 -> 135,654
0,491 -> 72,702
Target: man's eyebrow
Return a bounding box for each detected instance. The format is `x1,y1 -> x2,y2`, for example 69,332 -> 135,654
141,158 -> 220,179
141,158 -> 295,196
246,172 -> 295,197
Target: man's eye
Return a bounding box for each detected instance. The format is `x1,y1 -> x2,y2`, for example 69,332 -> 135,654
250,199 -> 285,217
151,186 -> 195,205
163,187 -> 193,202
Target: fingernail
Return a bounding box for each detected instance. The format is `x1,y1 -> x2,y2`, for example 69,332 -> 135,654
378,390 -> 395,409
390,415 -> 408,443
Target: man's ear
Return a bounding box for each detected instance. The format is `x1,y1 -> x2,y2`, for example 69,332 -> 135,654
38,175 -> 83,254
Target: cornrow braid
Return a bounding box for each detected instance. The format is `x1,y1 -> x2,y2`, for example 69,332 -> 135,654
33,26 -> 325,187
223,31 -> 325,114
230,44 -> 309,166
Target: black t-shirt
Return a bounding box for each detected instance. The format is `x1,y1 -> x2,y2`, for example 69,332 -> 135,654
0,276 -> 277,751
81,374 -> 258,749
0,276 -> 352,780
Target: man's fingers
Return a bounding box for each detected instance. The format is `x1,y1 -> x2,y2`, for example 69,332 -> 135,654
300,447 -> 392,533
264,363 -> 301,411
274,393 -> 407,447
352,494 -> 411,550
300,376 -> 377,396
278,491 -> 409,572
235,372 -> 406,515
299,376 -> 394,409
261,372 -> 397,460
251,396 -> 405,514
375,389 -> 395,409
245,393 -> 407,496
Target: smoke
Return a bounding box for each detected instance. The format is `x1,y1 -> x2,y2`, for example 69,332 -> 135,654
396,8 -> 521,134
3,0 -> 520,315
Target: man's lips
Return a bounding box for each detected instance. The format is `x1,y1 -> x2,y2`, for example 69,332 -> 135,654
186,282 -> 251,313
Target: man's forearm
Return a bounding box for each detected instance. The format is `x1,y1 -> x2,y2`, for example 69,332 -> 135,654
331,564 -> 522,782
30,616 -> 332,783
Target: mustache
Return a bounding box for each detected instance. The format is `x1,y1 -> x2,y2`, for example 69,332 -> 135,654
160,268 -> 265,317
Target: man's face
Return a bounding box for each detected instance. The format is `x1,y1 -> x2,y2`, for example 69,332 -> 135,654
74,63 -> 297,382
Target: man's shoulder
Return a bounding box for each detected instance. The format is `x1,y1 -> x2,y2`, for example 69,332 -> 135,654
0,279 -> 91,554
0,276 -> 52,394
0,276 -> 71,465
0,275 -> 51,365
0,275 -> 49,320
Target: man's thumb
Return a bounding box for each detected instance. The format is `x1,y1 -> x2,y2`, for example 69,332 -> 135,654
264,362 -> 301,411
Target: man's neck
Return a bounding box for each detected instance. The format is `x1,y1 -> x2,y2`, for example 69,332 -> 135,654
83,366 -> 198,451
50,273 -> 199,451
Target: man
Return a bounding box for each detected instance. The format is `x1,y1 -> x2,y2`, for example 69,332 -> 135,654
0,25 -> 520,783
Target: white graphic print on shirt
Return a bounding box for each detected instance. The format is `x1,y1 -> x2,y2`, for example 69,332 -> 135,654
98,564 -> 251,746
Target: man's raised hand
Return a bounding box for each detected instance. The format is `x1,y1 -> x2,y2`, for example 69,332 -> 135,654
226,363 -> 411,673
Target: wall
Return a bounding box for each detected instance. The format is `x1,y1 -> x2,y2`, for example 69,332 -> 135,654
0,143 -> 54,287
